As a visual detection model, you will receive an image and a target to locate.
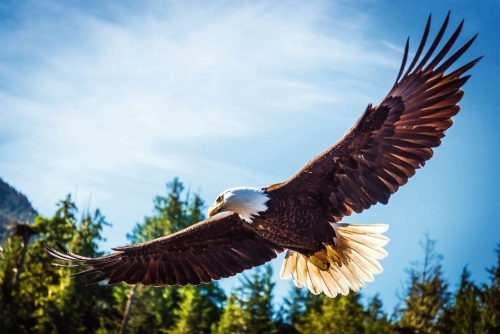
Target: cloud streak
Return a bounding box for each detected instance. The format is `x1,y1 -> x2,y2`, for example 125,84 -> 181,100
1,1 -> 402,218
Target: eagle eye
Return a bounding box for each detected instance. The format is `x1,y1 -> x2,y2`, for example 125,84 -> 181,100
216,195 -> 223,203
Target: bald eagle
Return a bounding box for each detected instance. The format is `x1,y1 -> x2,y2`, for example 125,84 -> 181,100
44,14 -> 480,298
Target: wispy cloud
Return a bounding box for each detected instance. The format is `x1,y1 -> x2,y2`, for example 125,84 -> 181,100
0,0 -> 402,227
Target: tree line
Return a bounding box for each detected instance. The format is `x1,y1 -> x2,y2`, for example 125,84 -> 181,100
0,178 -> 498,333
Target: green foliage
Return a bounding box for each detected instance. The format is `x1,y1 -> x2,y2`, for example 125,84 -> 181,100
117,178 -> 225,334
364,295 -> 394,334
167,285 -> 224,334
215,264 -> 277,334
392,239 -> 500,333
215,293 -> 250,334
282,286 -> 393,333
0,194 -> 117,333
275,285 -> 313,333
441,267 -> 484,333
1,178 -> 499,333
482,245 -> 500,332
238,264 -> 277,333
295,292 -> 366,333
395,234 -> 450,333
441,246 -> 500,334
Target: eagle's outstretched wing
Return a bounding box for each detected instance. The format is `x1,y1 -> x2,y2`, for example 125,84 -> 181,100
44,212 -> 283,286
268,13 -> 481,222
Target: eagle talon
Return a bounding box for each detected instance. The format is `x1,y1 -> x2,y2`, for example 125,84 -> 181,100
308,255 -> 330,271
324,243 -> 345,267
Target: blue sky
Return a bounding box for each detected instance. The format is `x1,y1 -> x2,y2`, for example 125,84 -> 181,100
1,0 -> 498,312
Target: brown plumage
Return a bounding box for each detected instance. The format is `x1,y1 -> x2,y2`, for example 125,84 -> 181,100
46,213 -> 282,286
44,13 -> 481,298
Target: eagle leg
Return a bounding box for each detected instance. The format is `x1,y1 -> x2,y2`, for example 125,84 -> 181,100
307,253 -> 329,271
323,243 -> 347,267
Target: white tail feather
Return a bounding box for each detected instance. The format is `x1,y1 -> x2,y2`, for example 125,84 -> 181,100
279,252 -> 294,280
279,223 -> 389,298
329,266 -> 350,295
295,254 -> 308,288
307,262 -> 322,294
319,270 -> 338,298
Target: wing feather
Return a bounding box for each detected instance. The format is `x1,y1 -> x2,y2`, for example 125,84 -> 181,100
265,14 -> 480,222
43,212 -> 283,286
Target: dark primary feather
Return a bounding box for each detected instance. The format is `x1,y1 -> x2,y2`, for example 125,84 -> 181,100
43,213 -> 283,286
267,12 -> 481,222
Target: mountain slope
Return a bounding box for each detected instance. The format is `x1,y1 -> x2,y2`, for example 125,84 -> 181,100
0,177 -> 38,241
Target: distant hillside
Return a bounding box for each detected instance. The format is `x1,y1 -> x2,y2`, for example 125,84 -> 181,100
0,177 -> 38,241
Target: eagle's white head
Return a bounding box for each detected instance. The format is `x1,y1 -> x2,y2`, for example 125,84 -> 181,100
208,187 -> 269,223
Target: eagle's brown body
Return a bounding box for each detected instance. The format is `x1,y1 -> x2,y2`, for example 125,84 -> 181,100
44,13 -> 481,298
252,189 -> 335,255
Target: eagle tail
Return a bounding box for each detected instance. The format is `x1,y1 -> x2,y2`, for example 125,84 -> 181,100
279,223 -> 389,298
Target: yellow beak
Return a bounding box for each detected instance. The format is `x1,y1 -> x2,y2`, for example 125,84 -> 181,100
208,205 -> 220,218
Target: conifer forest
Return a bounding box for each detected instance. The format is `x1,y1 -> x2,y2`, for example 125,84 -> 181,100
1,178 -> 498,333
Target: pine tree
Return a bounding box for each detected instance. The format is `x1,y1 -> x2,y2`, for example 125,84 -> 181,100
239,264 -> 277,333
0,196 -> 80,332
479,245 -> 500,332
116,178 -> 225,333
295,293 -> 366,333
364,294 -> 393,334
275,285 -> 310,334
215,264 -> 277,333
437,246 -> 500,334
395,234 -> 450,333
165,285 -> 224,334
53,208 -> 118,333
215,293 -> 250,334
439,267 -> 482,333
0,195 -> 117,333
